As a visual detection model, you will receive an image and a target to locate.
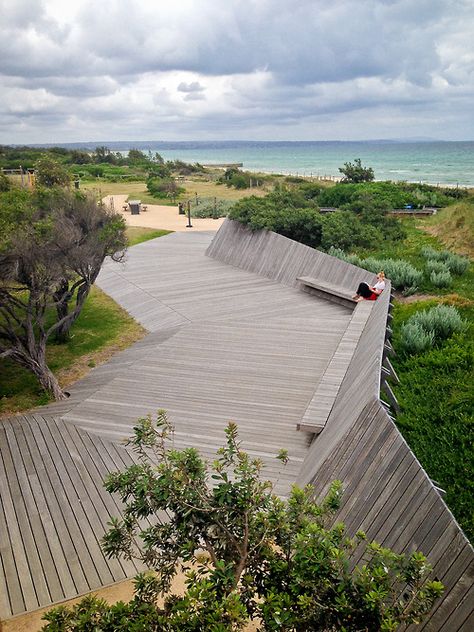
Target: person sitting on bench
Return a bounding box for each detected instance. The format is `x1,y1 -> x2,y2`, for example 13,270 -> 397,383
353,271 -> 386,302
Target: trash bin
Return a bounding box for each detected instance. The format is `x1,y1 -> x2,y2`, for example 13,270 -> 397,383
129,200 -> 141,215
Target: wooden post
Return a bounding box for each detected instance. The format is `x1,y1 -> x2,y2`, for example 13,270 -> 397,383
186,201 -> 192,228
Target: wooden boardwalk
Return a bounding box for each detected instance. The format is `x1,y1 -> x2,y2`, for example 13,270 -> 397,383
0,222 -> 472,630
0,228 -> 353,620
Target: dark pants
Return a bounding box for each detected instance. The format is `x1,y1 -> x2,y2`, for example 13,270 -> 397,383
356,282 -> 373,298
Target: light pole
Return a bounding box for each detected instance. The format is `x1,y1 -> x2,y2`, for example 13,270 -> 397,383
186,201 -> 193,228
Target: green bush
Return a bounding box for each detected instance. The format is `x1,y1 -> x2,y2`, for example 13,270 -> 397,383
422,247 -> 470,276
400,322 -> 435,354
327,246 -> 361,266
362,257 -> 423,290
320,211 -> 378,250
444,253 -> 470,275
412,304 -> 466,340
426,259 -> 450,275
191,198 -> 234,219
430,270 -> 452,288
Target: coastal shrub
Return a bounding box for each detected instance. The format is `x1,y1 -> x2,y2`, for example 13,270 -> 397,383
320,211 -> 378,250
229,194 -> 324,247
412,304 -> 466,341
421,247 -> 470,276
426,259 -> 450,275
327,246 -> 362,266
400,322 -> 435,355
430,270 -> 452,288
361,257 -> 423,291
443,253 -> 470,275
421,246 -> 439,260
316,181 -> 455,211
147,176 -> 184,199
191,198 -> 234,219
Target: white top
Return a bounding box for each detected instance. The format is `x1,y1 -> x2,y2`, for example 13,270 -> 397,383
373,280 -> 385,292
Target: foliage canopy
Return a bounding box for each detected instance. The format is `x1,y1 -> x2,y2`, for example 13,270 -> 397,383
43,413 -> 443,631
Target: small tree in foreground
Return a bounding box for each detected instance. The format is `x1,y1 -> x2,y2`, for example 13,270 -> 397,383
43,414 -> 443,631
339,158 -> 375,183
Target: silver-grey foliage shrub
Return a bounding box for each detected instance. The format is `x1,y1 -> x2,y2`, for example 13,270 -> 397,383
421,246 -> 439,260
443,253 -> 470,275
191,198 -> 234,219
422,247 -> 470,276
430,270 -> 452,288
327,247 -> 361,266
400,304 -> 465,355
400,321 -> 435,354
362,257 -> 423,290
411,304 -> 466,340
426,260 -> 450,275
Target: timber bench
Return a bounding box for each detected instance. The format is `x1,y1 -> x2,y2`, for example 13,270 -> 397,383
297,276 -> 357,308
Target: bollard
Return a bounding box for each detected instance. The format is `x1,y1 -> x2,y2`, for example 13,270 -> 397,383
186,201 -> 193,228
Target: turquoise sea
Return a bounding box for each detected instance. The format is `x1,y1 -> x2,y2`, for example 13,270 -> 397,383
66,140 -> 474,186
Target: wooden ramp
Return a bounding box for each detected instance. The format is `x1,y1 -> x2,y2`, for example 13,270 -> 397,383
0,414 -> 144,618
0,222 -> 472,630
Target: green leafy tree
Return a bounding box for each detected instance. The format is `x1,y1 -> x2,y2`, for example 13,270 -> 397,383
43,413 -> 443,631
35,155 -> 71,188
0,172 -> 11,192
339,158 -> 375,183
0,189 -> 126,398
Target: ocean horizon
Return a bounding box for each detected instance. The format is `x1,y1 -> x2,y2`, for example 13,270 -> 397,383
33,140 -> 474,186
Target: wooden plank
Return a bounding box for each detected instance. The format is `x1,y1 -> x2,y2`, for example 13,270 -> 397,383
27,415 -> 104,589
0,425 -> 40,615
6,419 -> 63,604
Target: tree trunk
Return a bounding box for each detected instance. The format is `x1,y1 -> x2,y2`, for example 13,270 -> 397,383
32,362 -> 68,401
53,278 -> 95,343
55,298 -> 70,343
54,280 -> 71,343
12,346 -> 67,401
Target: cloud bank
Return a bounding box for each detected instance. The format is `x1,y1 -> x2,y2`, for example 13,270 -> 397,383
0,0 -> 473,142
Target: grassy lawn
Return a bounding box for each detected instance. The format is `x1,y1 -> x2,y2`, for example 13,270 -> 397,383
0,285 -> 146,416
80,178 -> 268,206
0,226 -> 174,417
390,300 -> 474,541
126,226 -> 173,246
423,199 -> 474,258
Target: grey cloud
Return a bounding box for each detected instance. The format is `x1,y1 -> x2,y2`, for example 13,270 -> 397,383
184,93 -> 206,101
177,81 -> 205,93
0,0 -> 473,142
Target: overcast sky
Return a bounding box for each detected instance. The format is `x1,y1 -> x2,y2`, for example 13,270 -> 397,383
1,0 -> 473,144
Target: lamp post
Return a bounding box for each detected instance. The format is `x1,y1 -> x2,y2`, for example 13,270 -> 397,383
186,201 -> 193,228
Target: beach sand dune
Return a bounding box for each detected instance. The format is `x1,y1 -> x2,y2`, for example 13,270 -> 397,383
105,195 -> 225,232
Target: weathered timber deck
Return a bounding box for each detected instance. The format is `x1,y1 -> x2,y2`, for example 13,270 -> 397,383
0,221 -> 472,630
68,230 -> 353,489
0,228 -> 353,620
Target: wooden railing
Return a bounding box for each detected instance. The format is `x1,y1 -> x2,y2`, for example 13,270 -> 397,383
207,219 -> 473,631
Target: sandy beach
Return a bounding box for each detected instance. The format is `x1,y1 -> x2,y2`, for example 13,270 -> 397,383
104,195 -> 226,232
